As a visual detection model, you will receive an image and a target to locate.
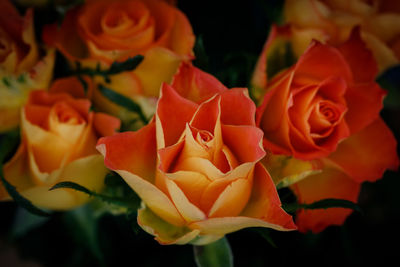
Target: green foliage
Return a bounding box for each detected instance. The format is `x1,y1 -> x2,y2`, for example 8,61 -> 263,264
193,237 -> 233,267
283,198 -> 363,214
98,84 -> 149,124
50,181 -> 141,210
72,55 -> 144,83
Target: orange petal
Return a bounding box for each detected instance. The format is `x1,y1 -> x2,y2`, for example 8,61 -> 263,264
240,163 -> 296,229
219,88 -> 256,126
97,122 -> 157,182
49,76 -> 92,99
156,83 -> 198,148
291,167 -> 361,233
344,83 -> 386,134
92,112 -> 121,137
327,118 -> 399,183
294,41 -> 353,84
168,6 -> 195,57
190,95 -> 221,134
337,27 -> 378,83
221,124 -> 265,164
171,62 -> 227,104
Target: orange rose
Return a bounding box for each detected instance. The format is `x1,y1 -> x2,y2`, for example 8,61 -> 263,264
253,26 -> 399,232
284,0 -> 400,72
0,0 -> 55,132
43,0 -> 195,120
97,63 -> 296,245
1,77 -> 121,210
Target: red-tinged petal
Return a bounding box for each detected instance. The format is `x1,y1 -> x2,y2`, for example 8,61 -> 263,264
337,27 -> 378,83
49,76 -> 93,99
42,9 -> 88,61
240,163 -> 297,230
344,83 -> 386,134
97,122 -> 157,182
291,168 -> 361,233
171,62 -> 227,104
221,124 -> 265,164
156,83 -> 198,148
168,9 -> 195,57
251,25 -> 292,89
92,113 -> 120,137
327,118 -> 399,183
294,41 -> 353,84
190,95 -> 221,134
219,88 -> 256,126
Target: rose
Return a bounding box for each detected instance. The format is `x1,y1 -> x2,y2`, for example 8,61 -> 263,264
1,77 -> 121,210
284,0 -> 400,72
43,0 -> 195,120
0,0 -> 55,132
97,63 -> 296,245
253,26 -> 399,232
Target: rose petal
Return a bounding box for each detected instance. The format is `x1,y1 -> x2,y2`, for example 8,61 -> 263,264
219,88 -> 256,126
156,83 -> 198,148
337,27 -> 378,83
97,122 -> 157,182
291,167 -> 361,233
327,118 -> 399,183
171,62 -> 227,104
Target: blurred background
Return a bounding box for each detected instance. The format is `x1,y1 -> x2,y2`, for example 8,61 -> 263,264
1,0 -> 399,266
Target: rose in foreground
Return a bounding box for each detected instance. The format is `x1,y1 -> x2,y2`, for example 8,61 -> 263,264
1,77 -> 120,210
284,0 -> 400,72
43,0 -> 195,119
253,26 -> 399,232
97,63 -> 296,245
0,0 -> 55,132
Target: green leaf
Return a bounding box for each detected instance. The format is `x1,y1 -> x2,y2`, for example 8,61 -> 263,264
283,198 -> 363,214
71,55 -> 144,82
193,237 -> 233,267
64,205 -> 104,265
251,228 -> 277,248
50,181 -> 140,210
98,84 -> 148,123
11,207 -> 49,239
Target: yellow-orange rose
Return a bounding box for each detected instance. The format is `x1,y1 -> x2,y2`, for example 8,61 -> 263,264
284,0 -> 400,72
43,0 -> 195,121
0,0 -> 55,132
97,63 -> 296,245
1,77 -> 120,210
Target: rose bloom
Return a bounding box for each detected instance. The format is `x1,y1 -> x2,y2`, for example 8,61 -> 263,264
0,0 -> 55,132
284,0 -> 400,72
97,63 -> 296,245
253,26 -> 399,232
0,77 -> 120,210
43,0 -> 195,119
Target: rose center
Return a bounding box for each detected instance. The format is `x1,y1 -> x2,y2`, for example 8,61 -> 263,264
53,102 -> 85,125
309,100 -> 345,136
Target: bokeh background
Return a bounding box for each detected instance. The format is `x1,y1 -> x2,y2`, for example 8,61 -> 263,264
1,0 -> 400,266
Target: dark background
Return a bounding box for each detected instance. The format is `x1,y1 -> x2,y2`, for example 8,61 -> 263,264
1,0 -> 400,266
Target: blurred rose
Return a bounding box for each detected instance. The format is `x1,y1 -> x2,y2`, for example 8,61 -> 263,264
284,0 -> 400,72
43,0 -> 195,120
0,77 -> 121,210
97,63 -> 296,245
0,0 -> 55,132
253,26 -> 399,232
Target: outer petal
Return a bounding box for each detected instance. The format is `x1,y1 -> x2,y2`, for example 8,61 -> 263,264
97,122 -> 156,182
137,204 -> 201,245
336,28 -> 378,83
156,83 -> 197,148
344,83 -> 386,134
327,118 -> 399,183
219,88 -> 256,126
134,47 -> 183,97
171,62 -> 227,104
291,168 -> 361,233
